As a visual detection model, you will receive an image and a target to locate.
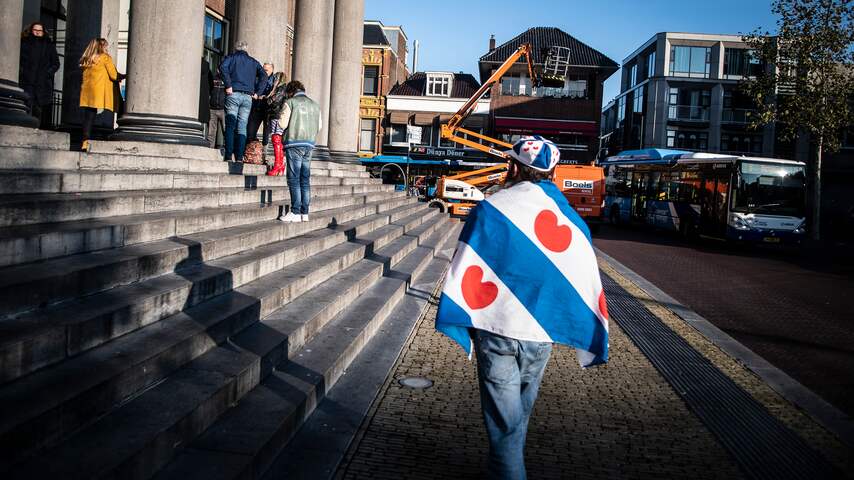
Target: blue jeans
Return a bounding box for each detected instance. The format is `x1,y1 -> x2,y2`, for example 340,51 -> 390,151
224,92 -> 252,161
474,329 -> 552,480
286,146 -> 313,214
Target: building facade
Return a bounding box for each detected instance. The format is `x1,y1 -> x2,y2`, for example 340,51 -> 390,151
359,20 -> 408,156
3,0 -> 363,158
600,31 -> 854,239
600,32 -> 774,159
479,27 -> 618,165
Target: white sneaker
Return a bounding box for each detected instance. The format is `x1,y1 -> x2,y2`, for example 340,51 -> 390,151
301,214 -> 309,222
279,212 -> 301,223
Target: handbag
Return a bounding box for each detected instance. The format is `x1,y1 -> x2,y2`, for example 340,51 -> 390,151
242,140 -> 264,164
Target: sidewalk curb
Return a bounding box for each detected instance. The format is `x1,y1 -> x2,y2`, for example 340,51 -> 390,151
595,247 -> 854,450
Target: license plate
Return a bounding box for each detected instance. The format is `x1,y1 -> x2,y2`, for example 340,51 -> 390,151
763,236 -> 780,243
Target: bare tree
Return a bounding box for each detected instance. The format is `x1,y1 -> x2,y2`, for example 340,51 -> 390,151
742,0 -> 854,241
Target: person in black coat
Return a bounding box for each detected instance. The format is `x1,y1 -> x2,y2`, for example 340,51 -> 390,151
19,22 -> 60,128
199,57 -> 213,126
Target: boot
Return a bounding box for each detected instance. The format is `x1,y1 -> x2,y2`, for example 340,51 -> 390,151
267,134 -> 285,176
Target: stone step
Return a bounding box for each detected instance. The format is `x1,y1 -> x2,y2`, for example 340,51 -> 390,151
0,125 -> 70,151
0,147 -> 268,175
0,168 -> 378,194
0,146 -> 369,177
0,193 -> 412,269
0,184 -> 397,228
263,222 -> 462,480
0,202 -> 433,383
86,140 -> 368,174
0,212 -> 449,476
151,221 -> 458,480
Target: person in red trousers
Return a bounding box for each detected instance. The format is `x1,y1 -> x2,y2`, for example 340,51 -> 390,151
264,72 -> 288,176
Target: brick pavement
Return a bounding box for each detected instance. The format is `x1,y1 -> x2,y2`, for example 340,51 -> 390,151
334,254 -> 850,479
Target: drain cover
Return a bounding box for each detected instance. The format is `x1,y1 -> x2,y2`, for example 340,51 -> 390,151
398,376 -> 433,389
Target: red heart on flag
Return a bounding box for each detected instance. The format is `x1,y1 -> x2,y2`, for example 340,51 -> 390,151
526,141 -> 533,145
534,210 -> 572,252
461,265 -> 498,310
522,146 -> 530,152
598,290 -> 609,319
532,145 -> 540,150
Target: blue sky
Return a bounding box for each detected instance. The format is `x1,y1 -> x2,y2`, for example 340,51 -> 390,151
364,0 -> 779,104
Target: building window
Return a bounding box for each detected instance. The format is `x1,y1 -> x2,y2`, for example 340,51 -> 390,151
568,75 -> 587,98
618,96 -> 626,124
427,73 -> 452,97
668,87 -> 711,120
669,46 -> 711,78
363,66 -> 379,96
204,13 -> 228,74
630,64 -> 638,87
387,123 -> 408,145
647,51 -> 656,78
633,86 -> 644,115
416,124 -> 434,145
666,129 -> 708,150
723,48 -> 761,78
359,118 -> 376,151
554,133 -> 588,152
500,75 -> 520,96
721,133 -> 763,154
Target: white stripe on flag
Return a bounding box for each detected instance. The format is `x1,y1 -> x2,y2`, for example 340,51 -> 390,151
443,241 -> 552,343
486,182 -> 609,329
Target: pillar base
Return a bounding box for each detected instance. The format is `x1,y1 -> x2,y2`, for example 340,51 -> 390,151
0,80 -> 38,128
328,150 -> 362,165
111,112 -> 209,146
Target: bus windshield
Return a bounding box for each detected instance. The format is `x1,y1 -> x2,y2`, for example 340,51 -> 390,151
732,161 -> 806,217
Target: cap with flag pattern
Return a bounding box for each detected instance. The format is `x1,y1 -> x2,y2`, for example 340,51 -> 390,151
506,135 -> 560,172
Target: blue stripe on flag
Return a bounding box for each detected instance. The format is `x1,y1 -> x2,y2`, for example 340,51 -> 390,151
467,197 -> 608,363
536,181 -> 592,243
436,293 -> 474,355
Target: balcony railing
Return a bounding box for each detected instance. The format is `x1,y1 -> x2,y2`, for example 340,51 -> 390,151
668,105 -> 709,121
721,108 -> 754,124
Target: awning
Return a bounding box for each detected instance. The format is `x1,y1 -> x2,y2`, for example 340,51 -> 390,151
389,111 -> 410,124
494,117 -> 598,135
412,113 -> 435,125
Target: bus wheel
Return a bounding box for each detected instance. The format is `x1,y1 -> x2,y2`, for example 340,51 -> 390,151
428,200 -> 447,213
609,206 -> 620,226
679,220 -> 695,242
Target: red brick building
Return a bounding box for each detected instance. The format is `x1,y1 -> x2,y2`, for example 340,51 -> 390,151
480,27 -> 618,164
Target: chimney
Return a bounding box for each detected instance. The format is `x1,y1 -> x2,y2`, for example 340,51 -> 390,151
413,39 -> 419,73
489,34 -> 496,52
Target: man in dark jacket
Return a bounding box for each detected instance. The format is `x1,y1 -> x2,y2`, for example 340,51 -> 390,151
218,41 -> 267,161
19,22 -> 59,129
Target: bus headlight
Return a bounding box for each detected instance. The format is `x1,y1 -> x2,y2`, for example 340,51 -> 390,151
729,213 -> 750,231
793,220 -> 807,234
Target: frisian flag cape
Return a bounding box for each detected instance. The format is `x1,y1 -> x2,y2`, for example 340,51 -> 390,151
436,180 -> 610,367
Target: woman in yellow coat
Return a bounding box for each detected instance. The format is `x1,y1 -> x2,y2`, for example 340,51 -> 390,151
79,38 -> 123,151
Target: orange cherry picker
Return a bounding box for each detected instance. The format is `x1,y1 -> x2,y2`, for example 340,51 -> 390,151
429,43 -> 605,226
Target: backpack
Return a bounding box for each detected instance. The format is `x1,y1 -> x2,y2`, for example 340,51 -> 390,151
210,78 -> 225,110
242,140 -> 264,164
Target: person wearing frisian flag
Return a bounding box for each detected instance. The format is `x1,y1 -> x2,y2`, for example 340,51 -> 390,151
436,135 -> 609,480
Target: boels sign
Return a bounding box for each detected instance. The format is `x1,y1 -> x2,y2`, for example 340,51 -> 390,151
563,179 -> 594,193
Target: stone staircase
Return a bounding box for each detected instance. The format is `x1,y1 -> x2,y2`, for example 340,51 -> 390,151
0,129 -> 458,479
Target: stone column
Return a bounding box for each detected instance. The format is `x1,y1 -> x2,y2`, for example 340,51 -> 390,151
0,0 -> 38,127
61,0 -> 122,130
709,83 -> 723,152
236,0 -> 286,71
292,0 -> 334,159
327,0 -> 364,161
112,0 -> 207,146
